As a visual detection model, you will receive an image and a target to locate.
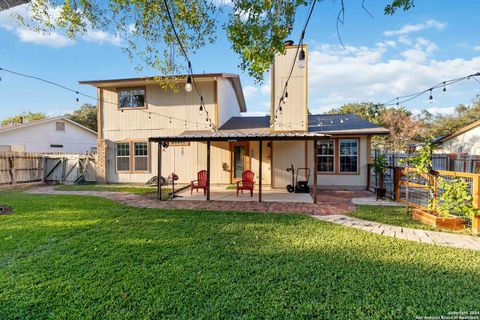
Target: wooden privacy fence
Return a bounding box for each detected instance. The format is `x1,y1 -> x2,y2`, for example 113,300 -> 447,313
0,152 -> 96,186
0,152 -> 43,185
394,167 -> 480,210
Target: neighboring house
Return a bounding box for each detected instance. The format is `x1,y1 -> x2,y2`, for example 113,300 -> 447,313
434,119 -> 480,155
0,116 -> 97,153
81,43 -> 389,189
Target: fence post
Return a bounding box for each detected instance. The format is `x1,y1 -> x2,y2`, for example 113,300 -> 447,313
473,175 -> 480,209
8,154 -> 15,185
394,167 -> 402,201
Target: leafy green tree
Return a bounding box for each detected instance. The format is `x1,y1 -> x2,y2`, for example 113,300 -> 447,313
15,1 -> 414,82
65,104 -> 97,132
426,97 -> 480,138
327,102 -> 386,124
1,111 -> 46,126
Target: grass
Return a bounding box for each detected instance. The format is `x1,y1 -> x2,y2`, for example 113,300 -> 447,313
54,184 -> 171,195
0,191 -> 479,319
348,205 -> 472,234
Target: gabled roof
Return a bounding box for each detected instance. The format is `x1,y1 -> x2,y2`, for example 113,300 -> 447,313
79,73 -> 247,112
0,116 -> 97,136
433,119 -> 480,143
219,114 -> 389,135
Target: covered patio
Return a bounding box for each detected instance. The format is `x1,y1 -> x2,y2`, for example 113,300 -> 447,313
149,131 -> 330,204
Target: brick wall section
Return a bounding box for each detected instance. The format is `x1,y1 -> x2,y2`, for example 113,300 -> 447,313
96,139 -> 108,183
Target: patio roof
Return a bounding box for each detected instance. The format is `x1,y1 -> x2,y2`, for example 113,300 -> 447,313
149,130 -> 330,142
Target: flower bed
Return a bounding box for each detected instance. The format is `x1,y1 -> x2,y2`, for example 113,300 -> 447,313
412,208 -> 467,231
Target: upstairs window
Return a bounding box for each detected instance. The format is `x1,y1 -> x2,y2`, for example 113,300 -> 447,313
118,88 -> 145,109
317,140 -> 335,172
339,139 -> 358,173
56,122 -> 65,131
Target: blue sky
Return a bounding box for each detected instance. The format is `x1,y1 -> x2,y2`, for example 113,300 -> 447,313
1,0 -> 479,119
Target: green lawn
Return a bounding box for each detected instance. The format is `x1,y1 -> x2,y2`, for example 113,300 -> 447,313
0,191 -> 479,319
348,205 -> 472,234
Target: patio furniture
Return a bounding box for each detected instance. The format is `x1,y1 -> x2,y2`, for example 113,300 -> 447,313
236,170 -> 255,197
191,170 -> 208,195
168,173 -> 181,199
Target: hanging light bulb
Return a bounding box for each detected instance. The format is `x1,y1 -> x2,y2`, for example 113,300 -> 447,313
199,104 -> 203,116
205,117 -> 209,124
283,91 -> 288,103
185,120 -> 187,127
429,89 -> 434,103
148,112 -> 151,120
169,117 -> 172,124
442,82 -> 447,95
279,105 -> 283,115
298,48 -> 306,69
75,91 -> 79,103
340,118 -> 344,124
185,75 -> 193,92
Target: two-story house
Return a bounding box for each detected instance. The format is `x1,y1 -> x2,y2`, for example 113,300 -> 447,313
80,43 -> 389,193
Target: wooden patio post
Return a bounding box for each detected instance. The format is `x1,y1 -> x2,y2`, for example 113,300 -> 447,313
207,140 -> 211,201
259,139 -> 262,202
157,142 -> 162,200
313,139 -> 318,204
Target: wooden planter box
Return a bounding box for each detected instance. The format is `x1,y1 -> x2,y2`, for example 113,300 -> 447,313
473,216 -> 480,235
412,208 -> 467,231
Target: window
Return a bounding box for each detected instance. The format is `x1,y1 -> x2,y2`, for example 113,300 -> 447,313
339,139 -> 358,173
56,122 -> 65,131
116,142 -> 130,171
118,88 -> 145,109
50,144 -> 63,148
134,142 -> 148,171
317,140 -> 335,172
115,141 -> 150,173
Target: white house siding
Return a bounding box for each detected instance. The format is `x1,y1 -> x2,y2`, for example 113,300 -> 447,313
271,141 -> 307,188
434,126 -> 480,155
217,78 -> 241,127
0,119 -> 97,153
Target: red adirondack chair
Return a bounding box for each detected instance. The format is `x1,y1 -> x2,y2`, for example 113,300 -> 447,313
236,170 -> 255,197
191,170 -> 208,195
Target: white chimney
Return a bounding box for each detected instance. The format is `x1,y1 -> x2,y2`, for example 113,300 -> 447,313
270,42 -> 308,132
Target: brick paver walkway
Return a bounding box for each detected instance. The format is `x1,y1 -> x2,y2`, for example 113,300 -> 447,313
27,186 -> 480,251
27,186 -> 367,215
314,215 -> 480,251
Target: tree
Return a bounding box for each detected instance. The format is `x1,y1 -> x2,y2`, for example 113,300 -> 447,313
15,1 -> 414,83
425,97 -> 480,138
1,111 -> 46,127
65,104 -> 97,132
378,107 -> 426,151
327,102 -> 386,124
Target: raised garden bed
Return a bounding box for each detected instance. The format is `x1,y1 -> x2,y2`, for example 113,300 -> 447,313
412,208 -> 467,231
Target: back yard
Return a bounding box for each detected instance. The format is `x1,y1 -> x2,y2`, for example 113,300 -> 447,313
0,190 -> 479,319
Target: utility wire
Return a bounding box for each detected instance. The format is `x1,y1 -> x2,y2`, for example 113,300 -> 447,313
0,67 -> 213,128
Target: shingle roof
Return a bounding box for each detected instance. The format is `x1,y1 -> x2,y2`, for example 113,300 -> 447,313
0,116 -> 97,135
219,114 -> 389,135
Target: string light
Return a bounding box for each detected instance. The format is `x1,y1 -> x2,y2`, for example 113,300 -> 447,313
298,48 -> 306,69
185,75 -> 193,93
377,72 -> 480,107
283,90 -> 288,103
0,67 -> 213,128
272,0 -> 317,126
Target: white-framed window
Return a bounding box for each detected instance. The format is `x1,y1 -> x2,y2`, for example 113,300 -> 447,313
339,139 -> 358,173
55,122 -> 65,131
317,140 -> 335,172
133,142 -> 148,172
118,88 -> 145,109
116,142 -> 130,172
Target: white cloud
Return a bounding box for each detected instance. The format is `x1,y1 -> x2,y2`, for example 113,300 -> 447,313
384,19 -> 446,37
306,38 -> 480,113
82,28 -> 122,46
475,45 -> 480,51
0,2 -> 122,48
